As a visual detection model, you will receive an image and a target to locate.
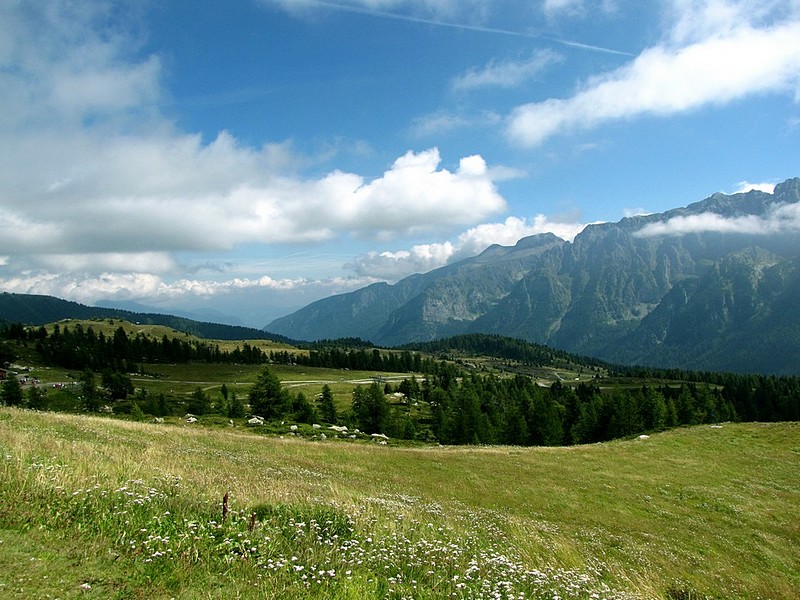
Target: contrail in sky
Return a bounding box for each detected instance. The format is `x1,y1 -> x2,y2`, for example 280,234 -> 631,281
298,0 -> 635,57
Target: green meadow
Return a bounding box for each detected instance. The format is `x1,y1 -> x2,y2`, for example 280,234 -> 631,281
1,407 -> 798,599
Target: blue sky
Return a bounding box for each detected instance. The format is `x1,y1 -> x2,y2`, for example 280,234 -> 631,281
1,0 -> 799,327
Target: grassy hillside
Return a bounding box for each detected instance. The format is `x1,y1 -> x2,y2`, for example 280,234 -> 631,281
0,292 -> 293,342
2,409 -> 798,599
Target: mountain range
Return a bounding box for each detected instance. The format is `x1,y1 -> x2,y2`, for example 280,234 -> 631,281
267,178 -> 800,375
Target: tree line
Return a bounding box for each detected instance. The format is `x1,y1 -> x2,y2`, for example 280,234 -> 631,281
0,323 -> 430,375
403,333 -> 607,370
238,360 -> 800,447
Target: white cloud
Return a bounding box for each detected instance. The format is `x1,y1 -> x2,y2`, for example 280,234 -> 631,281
624,207 -> 651,218
0,1 -> 516,318
0,3 -> 161,131
734,180 -> 776,194
348,214 -> 589,279
635,201 -> 800,237
345,243 -> 456,279
0,3 -> 507,266
2,139 -> 505,257
315,149 -> 507,237
451,50 -> 563,91
0,272 -> 169,305
34,253 -> 178,275
0,269 -> 375,308
666,0 -> 796,44
507,3 -> 800,146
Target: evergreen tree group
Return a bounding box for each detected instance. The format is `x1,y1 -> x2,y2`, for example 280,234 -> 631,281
3,323 -> 800,447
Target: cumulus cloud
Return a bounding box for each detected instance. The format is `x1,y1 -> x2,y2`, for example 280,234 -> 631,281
348,214 -> 588,279
635,201 -> 800,237
0,4 -> 507,276
507,1 -> 800,146
0,0 -> 518,319
451,50 -> 563,91
314,149 -> 507,237
345,243 -> 455,280
4,129 -> 506,262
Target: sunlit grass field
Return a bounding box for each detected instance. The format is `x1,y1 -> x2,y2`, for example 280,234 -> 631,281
1,407 -> 798,599
129,363 -> 399,411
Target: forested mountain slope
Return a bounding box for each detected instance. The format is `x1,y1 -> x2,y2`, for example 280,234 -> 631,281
0,292 -> 291,342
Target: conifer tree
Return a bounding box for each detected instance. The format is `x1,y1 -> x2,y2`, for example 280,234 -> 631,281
352,382 -> 388,434
187,387 -> 211,415
227,391 -> 245,419
26,384 -> 47,410
80,368 -> 101,412
1,376 -> 23,407
292,391 -> 317,424
318,384 -> 337,424
130,400 -> 145,421
248,366 -> 289,419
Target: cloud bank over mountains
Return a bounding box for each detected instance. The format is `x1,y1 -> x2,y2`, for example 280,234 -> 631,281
347,214 -> 588,279
636,191 -> 800,238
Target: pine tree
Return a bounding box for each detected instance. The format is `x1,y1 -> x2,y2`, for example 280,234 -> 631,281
451,383 -> 484,444
1,376 -> 23,407
26,384 -> 47,410
227,391 -> 245,419
292,391 -> 317,424
80,368 -> 101,412
130,400 -> 145,421
102,369 -> 133,400
187,387 -> 211,415
501,398 -> 528,446
318,384 -> 337,424
640,386 -> 667,431
352,382 -> 388,434
248,366 -> 289,419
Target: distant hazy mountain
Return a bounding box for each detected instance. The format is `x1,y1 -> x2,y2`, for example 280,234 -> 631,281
96,299 -> 248,328
267,178 -> 800,374
0,293 -> 292,342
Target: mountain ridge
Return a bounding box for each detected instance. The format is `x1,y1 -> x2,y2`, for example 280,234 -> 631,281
267,178 -> 800,374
